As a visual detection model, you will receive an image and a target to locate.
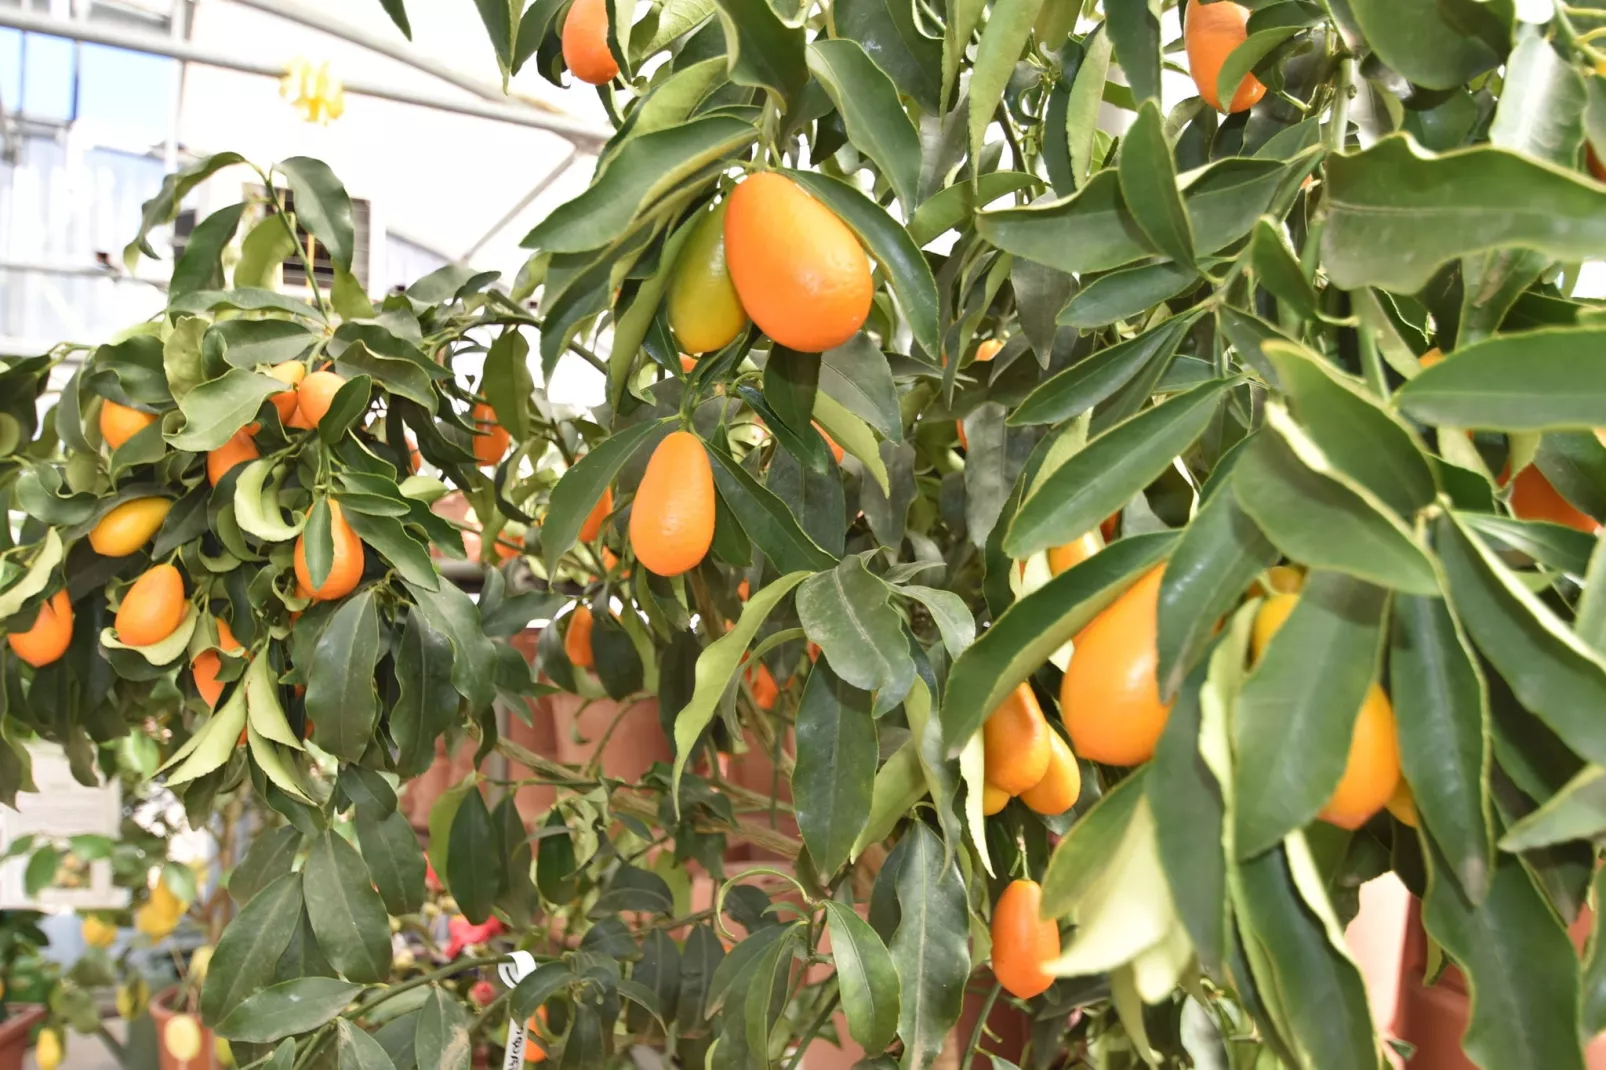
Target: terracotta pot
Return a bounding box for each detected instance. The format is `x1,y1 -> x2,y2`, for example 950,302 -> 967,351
548,692 -> 669,782
149,987 -> 215,1070
0,1005 -> 45,1070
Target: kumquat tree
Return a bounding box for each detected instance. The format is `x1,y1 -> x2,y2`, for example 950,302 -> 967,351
8,0 -> 1606,1066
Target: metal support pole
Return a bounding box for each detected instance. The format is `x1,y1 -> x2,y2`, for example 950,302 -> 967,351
461,147 -> 579,262
0,7 -> 611,149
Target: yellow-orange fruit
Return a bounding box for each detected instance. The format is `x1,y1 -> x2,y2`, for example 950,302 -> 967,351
680,354 -> 698,373
1046,532 -> 1101,576
956,420 -> 968,451
562,0 -> 620,85
991,880 -> 1059,1000
89,497 -> 173,557
981,783 -> 1010,815
99,400 -> 158,449
472,403 -> 511,467
1185,0 -> 1265,113
1061,566 -> 1172,766
982,682 -> 1053,796
7,590 -> 73,667
1387,778 -> 1419,828
115,564 -> 187,647
629,431 -> 715,577
192,618 -> 242,708
723,173 -> 873,352
669,202 -> 749,354
579,487 -> 613,543
207,428 -> 260,486
1319,683 -> 1402,830
1509,463 -> 1599,533
268,362 -> 306,424
295,370 -> 346,428
1020,731 -> 1081,815
565,605 -> 595,668
747,661 -> 779,710
975,339 -> 1004,363
813,423 -> 845,464
1251,592 -> 1298,661
293,500 -> 365,601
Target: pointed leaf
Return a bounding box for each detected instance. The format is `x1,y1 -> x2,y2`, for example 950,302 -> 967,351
792,662 -> 876,874
890,824 -> 970,1070
304,831 -> 392,984
823,901 -> 901,1053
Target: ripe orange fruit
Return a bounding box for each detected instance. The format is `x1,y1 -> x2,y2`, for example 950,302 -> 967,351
295,370 -> 346,428
982,682 -> 1053,795
472,403 -> 511,467
115,563 -> 187,647
8,590 -> 73,667
813,423 -> 845,464
1061,566 -> 1172,766
1020,731 -> 1081,815
1320,683 -> 1401,829
89,497 -> 173,557
99,400 -> 158,449
562,0 -> 619,85
192,619 -> 242,708
747,661 -> 779,710
1046,532 -> 1101,576
669,202 -> 749,354
523,1007 -> 550,1064
268,362 -> 306,424
991,880 -> 1059,1000
975,339 -> 1004,363
1418,348 -> 1443,369
629,431 -> 715,577
579,488 -> 612,543
680,355 -> 698,373
1251,592 -> 1297,661
565,605 -> 595,668
207,428 -> 260,486
1508,463 -> 1599,533
1387,777 -> 1418,828
981,783 -> 1010,815
293,500 -> 365,601
723,173 -> 873,353
1185,0 -> 1265,113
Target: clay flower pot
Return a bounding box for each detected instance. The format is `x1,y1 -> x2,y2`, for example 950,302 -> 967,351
149,987 -> 214,1070
0,1005 -> 45,1070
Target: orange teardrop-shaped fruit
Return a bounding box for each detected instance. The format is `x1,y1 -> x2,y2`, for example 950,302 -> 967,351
1185,0 -> 1265,113
207,428 -> 260,486
579,487 -> 613,543
565,605 -> 595,668
1251,592 -> 1298,662
981,783 -> 1010,815
89,497 -> 173,557
99,400 -> 159,449
7,589 -> 74,668
295,370 -> 347,428
1061,566 -> 1173,766
115,564 -> 187,647
268,361 -> 306,424
629,431 -> 715,577
747,661 -> 779,710
1046,532 -> 1101,576
293,500 -> 366,601
1509,463 -> 1599,533
982,682 -> 1053,796
669,201 -> 749,355
724,173 -> 873,352
975,339 -> 1004,363
1318,683 -> 1402,830
1020,730 -> 1082,815
562,0 -> 620,85
192,618 -> 242,708
990,880 -> 1059,1000
472,403 -> 511,466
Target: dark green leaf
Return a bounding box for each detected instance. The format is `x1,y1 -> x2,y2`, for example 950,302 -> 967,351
712,0 -> 807,105
306,590 -> 381,763
807,40 -> 921,209
1057,261 -> 1201,329
796,557 -> 915,698
1396,327 -> 1606,431
172,203 -> 247,296
1118,100 -> 1196,270
834,0 -> 941,113
1499,763 -> 1606,852
890,823 -> 970,1070
165,369 -> 285,452
595,864 -> 674,914
124,152 -> 247,268
543,419 -> 673,573
214,319 -> 317,369
791,662 -> 876,874
821,901 -> 900,1052
484,330 -> 534,441
391,610 -> 461,778
406,579 -> 498,715
279,157 -> 356,272
229,825 -> 302,904
447,788 -> 500,924
414,987 -> 473,1070
762,347 -> 819,435
707,445 -> 836,573
318,375 -> 374,445
336,1019 -> 399,1070
203,872 -> 305,1023
341,509 -> 437,592
968,0 -> 1046,188
1012,312 -> 1198,426
215,978 -> 362,1042
303,830 -> 392,984
1249,218 -> 1317,320
357,811 -> 427,916
1107,0 -> 1162,104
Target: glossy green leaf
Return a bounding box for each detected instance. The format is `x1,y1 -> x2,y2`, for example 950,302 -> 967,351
1067,24 -> 1113,187
941,532 -> 1176,751
1006,378 -> 1229,559
1041,769 -> 1147,919
1232,418 -> 1439,595
791,662 -> 876,874
807,40 -> 921,210
1106,0 -> 1161,104
303,830 -> 392,984
215,977 -> 362,1042
1390,594 -> 1493,902
1058,261 -> 1201,329
707,445 -> 836,572
306,590 -> 381,763
391,610 -> 461,778
1499,763 -> 1606,851
202,872 -> 304,1023
279,157 -> 356,272
406,579 -> 498,715
835,0 -> 941,113
124,151 -> 246,269
968,0 -> 1046,191
358,810 -> 427,917
1346,0 -> 1500,90
1421,843 -> 1585,1070
823,901 -> 900,1053
1249,218 -> 1317,320
1323,136 -> 1606,292
229,825 -> 301,905
1583,865 -> 1606,1036
1156,486 -> 1277,701
171,203 -> 246,296
336,1019 -> 398,1070
1119,100 -> 1196,270
214,319 -> 316,369
523,118 -> 755,253
819,335 -> 902,440
906,172 -> 1042,248
165,369 -> 285,452
1435,512 -> 1606,767
484,330 -> 534,441
414,987 -> 473,1070
1396,327 -> 1606,431
797,556 -> 915,699
671,571 -> 810,796
471,0 -> 519,72
713,0 -> 807,104
1013,312 -> 1198,426
890,823 -> 970,1070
